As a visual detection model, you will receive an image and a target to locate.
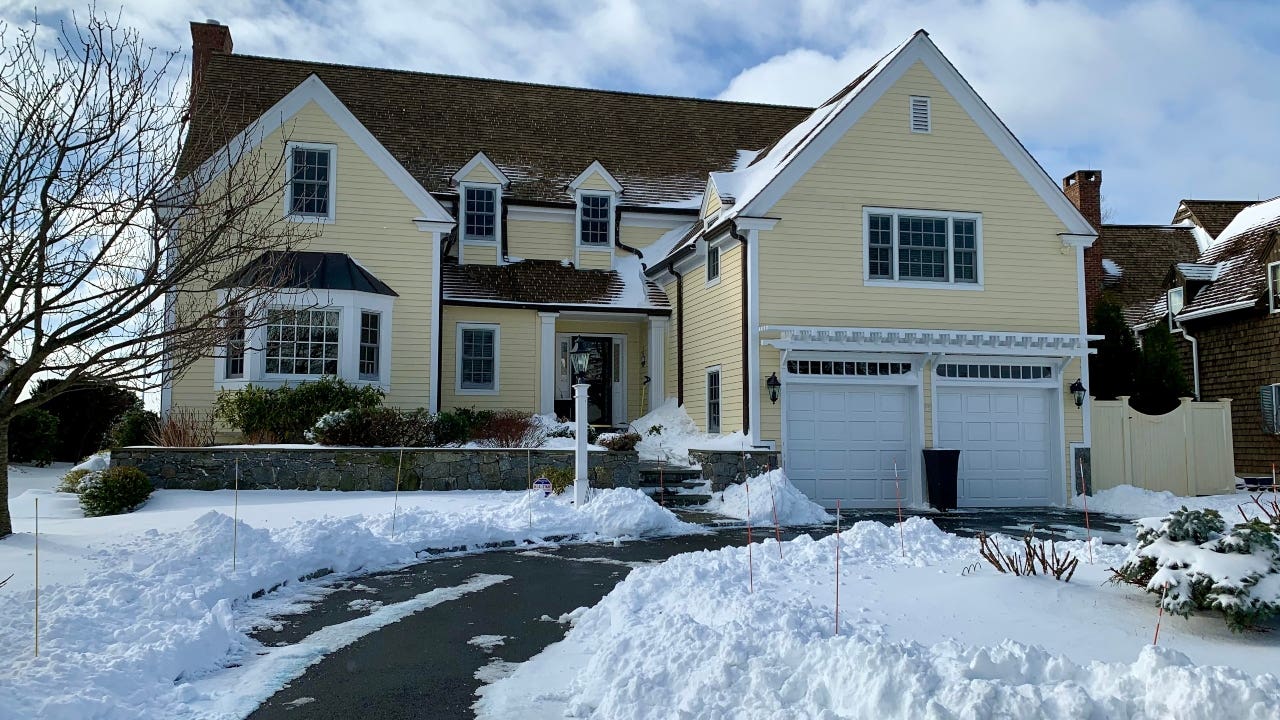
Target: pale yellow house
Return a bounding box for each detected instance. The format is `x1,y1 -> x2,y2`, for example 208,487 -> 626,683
170,24 -> 1097,508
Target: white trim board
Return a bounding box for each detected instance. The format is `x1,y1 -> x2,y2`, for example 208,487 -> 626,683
451,151 -> 510,187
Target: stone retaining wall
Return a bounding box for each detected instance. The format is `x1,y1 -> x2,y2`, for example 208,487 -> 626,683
688,449 -> 780,491
110,447 -> 639,492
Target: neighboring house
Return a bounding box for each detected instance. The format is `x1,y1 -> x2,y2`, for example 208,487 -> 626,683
169,23 -> 1100,509
1126,198 -> 1280,477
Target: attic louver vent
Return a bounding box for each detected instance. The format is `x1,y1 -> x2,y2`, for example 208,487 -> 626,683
910,96 -> 931,133
1262,385 -> 1280,434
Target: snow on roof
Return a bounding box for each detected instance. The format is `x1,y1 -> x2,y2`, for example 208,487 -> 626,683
1214,196 -> 1280,244
1101,258 -> 1123,278
1176,262 -> 1222,281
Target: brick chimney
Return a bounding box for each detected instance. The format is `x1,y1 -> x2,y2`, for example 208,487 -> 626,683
1063,170 -> 1104,314
190,20 -> 233,102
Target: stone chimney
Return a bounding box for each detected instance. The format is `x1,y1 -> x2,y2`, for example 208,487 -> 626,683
190,20 -> 233,102
1063,170 -> 1104,314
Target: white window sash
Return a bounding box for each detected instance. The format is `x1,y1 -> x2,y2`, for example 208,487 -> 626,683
285,142 -> 337,223
865,207 -> 982,288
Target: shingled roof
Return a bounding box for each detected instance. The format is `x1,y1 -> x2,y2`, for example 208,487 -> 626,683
1176,203 -> 1280,319
442,260 -> 669,313
1097,225 -> 1199,325
1173,200 -> 1254,239
185,54 -> 812,209
217,251 -> 397,296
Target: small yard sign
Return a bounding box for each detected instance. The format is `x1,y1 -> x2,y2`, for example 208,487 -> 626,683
533,477 -> 552,497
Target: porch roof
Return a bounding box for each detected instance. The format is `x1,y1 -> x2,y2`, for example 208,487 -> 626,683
761,326 -> 1100,357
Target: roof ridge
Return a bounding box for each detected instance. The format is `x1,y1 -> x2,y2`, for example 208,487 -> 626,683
212,53 -> 817,112
1102,223 -> 1193,229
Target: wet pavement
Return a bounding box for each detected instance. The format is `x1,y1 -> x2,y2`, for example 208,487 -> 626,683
245,507 -> 1130,719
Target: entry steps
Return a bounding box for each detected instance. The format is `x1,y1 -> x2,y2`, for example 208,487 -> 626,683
637,463 -> 710,508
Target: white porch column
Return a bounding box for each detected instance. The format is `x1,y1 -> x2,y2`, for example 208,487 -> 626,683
646,316 -> 668,412
538,311 -> 558,415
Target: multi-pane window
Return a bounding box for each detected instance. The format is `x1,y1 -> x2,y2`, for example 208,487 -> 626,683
707,244 -> 720,282
225,307 -> 245,379
461,327 -> 496,390
464,187 -> 497,241
359,311 -> 380,380
865,210 -> 980,284
265,309 -> 340,375
868,214 -> 893,279
289,146 -> 332,218
787,360 -> 911,376
579,194 -> 612,245
937,363 -> 1052,380
706,368 -> 721,434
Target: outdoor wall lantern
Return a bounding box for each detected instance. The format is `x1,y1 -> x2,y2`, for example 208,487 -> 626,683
569,336 -> 591,384
1070,378 -> 1087,408
767,372 -> 781,404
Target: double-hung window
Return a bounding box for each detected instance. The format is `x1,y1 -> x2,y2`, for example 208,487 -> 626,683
287,143 -> 335,220
359,311 -> 381,380
864,208 -> 981,286
225,306 -> 245,379
579,194 -> 612,246
706,243 -> 720,283
265,309 -> 340,375
1269,262 -> 1280,313
463,186 -> 497,242
459,324 -> 498,392
706,367 -> 721,434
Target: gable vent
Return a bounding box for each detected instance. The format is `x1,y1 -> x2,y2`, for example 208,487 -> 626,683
910,96 -> 931,133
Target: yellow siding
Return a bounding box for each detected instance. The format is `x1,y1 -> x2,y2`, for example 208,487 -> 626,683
577,248 -> 612,271
680,243 -> 744,433
577,171 -> 615,192
507,218 -> 574,262
170,100 -> 436,416
556,319 -> 647,423
460,240 -> 499,265
703,187 -> 722,218
757,60 -> 1079,333
460,163 -> 500,185
440,306 -> 538,411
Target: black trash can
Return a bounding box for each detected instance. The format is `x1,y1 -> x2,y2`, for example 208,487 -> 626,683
922,448 -> 960,512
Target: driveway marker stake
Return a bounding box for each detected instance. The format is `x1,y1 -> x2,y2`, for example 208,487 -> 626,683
393,448 -> 404,536
834,498 -> 840,636
893,459 -> 905,558
232,459 -> 240,572
746,477 -> 754,594
1078,462 -> 1094,564
34,497 -> 39,657
1153,584 -> 1168,645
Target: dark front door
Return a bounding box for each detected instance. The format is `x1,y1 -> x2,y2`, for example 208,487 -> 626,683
578,336 -> 613,425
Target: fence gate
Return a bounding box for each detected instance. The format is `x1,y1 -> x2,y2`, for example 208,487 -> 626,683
1091,397 -> 1234,496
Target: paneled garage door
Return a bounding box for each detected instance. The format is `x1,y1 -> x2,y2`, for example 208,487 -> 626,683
785,385 -> 914,508
935,387 -> 1056,507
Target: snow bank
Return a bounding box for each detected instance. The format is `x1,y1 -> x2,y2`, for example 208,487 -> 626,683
701,469 -> 831,525
479,519 -> 1279,719
1076,484 -> 1278,521
631,399 -> 753,465
0,487 -> 699,718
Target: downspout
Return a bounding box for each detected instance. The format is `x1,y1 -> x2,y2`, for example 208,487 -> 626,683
500,198 -> 509,263
670,266 -> 685,405
1181,326 -> 1201,400
613,204 -> 645,258
729,220 -> 749,435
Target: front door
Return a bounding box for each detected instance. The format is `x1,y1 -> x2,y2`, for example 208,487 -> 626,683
556,335 -> 616,426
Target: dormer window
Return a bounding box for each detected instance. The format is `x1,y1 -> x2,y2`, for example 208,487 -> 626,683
1269,262 -> 1280,313
1168,286 -> 1185,330
287,142 -> 336,221
463,186 -> 497,241
578,193 -> 612,246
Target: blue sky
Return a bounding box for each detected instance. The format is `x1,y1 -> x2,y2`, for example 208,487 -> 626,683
11,0 -> 1280,222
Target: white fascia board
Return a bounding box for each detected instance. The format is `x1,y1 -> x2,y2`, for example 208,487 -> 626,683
188,74 -> 453,224
738,33 -> 1096,239
568,160 -> 623,194
733,216 -> 780,231
1059,232 -> 1097,248
1176,299 -> 1257,322
451,151 -> 511,188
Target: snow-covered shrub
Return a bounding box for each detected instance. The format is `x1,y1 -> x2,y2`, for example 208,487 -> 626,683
57,468 -> 91,494
78,466 -> 153,517
473,410 -> 546,448
307,407 -> 439,446
1112,507 -> 1280,632
597,432 -> 641,452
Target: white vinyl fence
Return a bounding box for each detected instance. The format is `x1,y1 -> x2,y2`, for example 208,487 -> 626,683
1092,397 -> 1235,496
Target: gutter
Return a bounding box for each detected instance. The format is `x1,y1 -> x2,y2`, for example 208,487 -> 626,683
729,220 -> 750,435
670,265 -> 685,404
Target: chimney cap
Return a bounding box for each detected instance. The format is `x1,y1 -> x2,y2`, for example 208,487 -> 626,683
204,18 -> 221,25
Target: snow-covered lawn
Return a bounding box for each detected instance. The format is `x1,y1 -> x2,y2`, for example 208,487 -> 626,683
0,462 -> 700,719
479,518 -> 1280,719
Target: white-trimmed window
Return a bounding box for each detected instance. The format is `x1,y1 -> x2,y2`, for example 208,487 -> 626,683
265,309 -> 340,376
706,243 -> 720,283
287,143 -> 336,221
225,306 -> 245,379
458,324 -> 499,393
578,193 -> 613,246
359,311 -> 381,381
1268,262 -> 1280,313
864,207 -> 981,286
706,366 -> 721,434
787,360 -> 912,377
462,185 -> 498,242
936,363 -> 1053,380
1168,286 -> 1185,330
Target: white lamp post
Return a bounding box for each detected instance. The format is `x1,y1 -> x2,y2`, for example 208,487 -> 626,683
569,337 -> 591,506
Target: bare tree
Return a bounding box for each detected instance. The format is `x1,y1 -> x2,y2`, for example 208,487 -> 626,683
0,11 -> 316,536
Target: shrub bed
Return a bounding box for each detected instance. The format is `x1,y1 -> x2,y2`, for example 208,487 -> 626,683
215,377 -> 383,443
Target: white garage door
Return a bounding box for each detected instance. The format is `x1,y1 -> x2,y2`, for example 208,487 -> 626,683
785,384 -> 914,508
935,387 -> 1056,507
